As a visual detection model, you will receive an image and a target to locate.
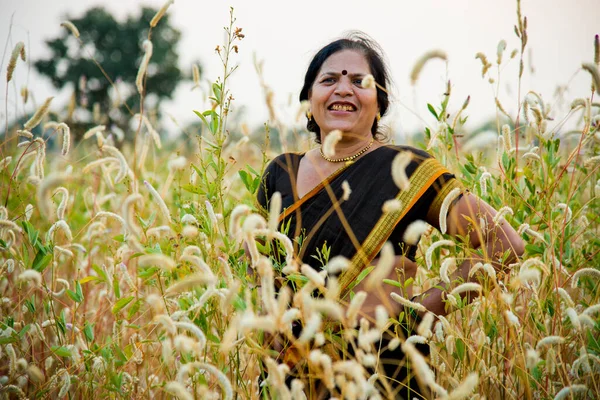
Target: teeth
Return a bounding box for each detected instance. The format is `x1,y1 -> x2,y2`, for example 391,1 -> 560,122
331,104 -> 354,111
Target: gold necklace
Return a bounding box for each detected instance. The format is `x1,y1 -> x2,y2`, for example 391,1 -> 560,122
320,137 -> 375,163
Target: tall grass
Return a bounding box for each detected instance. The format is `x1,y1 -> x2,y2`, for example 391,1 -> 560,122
0,2 -> 599,399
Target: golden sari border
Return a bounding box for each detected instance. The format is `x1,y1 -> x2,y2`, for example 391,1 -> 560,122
338,158 -> 448,298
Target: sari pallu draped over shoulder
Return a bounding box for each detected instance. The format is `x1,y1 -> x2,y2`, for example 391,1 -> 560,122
256,145 -> 464,299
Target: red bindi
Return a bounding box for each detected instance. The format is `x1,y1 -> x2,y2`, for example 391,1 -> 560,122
341,70 -> 347,75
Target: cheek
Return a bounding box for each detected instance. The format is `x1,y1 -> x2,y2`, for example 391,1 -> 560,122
363,93 -> 378,111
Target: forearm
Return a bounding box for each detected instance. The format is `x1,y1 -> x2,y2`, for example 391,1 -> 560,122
414,224 -> 523,317
413,254 -> 482,317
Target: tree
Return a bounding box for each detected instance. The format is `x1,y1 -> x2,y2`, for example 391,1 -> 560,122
34,6 -> 192,138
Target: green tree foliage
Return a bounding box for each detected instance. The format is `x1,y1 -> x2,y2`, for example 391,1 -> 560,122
34,6 -> 192,136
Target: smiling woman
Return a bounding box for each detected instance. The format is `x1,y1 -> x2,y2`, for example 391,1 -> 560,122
256,33 -> 525,398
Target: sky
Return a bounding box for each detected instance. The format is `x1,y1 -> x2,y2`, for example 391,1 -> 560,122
1,0 -> 598,140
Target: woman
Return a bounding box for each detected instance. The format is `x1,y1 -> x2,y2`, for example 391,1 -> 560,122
256,34 -> 524,398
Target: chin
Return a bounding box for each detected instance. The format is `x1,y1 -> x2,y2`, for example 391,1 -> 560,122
324,124 -> 355,133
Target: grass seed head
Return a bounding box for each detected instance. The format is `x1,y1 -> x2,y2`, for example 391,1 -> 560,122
447,372 -> 479,400
365,241 -> 394,289
571,268 -> 600,288
382,198 -> 402,213
439,188 -> 462,234
322,129 -> 342,157
361,74 -> 375,89
24,97 -> 54,130
150,0 -> 175,27
410,50 -> 448,85
475,52 -> 492,77
136,40 -> 153,94
391,151 -> 412,190
554,384 -> 588,400
6,42 -> 25,82
582,63 -> 600,95
390,292 -> 427,313
143,180 -> 171,222
341,180 -> 351,201
497,40 -> 507,64
60,21 -> 80,38
403,220 -> 428,245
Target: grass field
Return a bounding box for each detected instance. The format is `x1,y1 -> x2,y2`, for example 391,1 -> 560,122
0,2 -> 599,399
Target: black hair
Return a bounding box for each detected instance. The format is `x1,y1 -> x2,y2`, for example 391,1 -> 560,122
299,33 -> 391,144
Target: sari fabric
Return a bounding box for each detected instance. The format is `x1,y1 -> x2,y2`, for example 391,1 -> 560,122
256,145 -> 463,398
257,145 -> 463,297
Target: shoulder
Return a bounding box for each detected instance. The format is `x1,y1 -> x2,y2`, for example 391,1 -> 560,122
264,152 -> 304,175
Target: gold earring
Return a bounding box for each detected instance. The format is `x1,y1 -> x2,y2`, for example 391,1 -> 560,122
376,112 -> 381,121
307,110 -> 312,120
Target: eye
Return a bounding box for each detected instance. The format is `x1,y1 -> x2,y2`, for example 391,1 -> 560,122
320,77 -> 335,84
353,78 -> 364,86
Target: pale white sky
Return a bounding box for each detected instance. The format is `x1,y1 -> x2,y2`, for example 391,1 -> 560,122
1,0 -> 598,139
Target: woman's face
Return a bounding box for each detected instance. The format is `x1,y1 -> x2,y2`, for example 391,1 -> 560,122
309,49 -> 378,140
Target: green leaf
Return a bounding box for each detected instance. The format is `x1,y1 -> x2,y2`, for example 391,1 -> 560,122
113,275 -> 121,299
345,266 -> 375,293
127,299 -> 143,320
75,280 -> 83,300
455,338 -> 465,360
427,103 -> 439,120
206,331 -> 220,344
238,170 -> 252,191
212,82 -> 222,104
239,167 -> 261,195
210,114 -> 219,135
181,184 -> 201,194
91,264 -> 108,283
525,243 -> 544,256
56,310 -> 67,336
587,329 -> 600,353
193,110 -> 210,129
18,324 -> 31,338
80,276 -> 101,284
24,298 -> 35,314
0,335 -> 17,345
21,220 -> 39,246
112,296 -> 135,315
531,365 -> 542,382
138,266 -> 160,279
84,322 -> 94,342
66,289 -> 83,303
51,345 -> 72,357
113,344 -> 128,366
32,250 -> 52,273
382,279 -> 403,288
233,294 -> 246,311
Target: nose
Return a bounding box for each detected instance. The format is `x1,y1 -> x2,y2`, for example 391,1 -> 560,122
334,77 -> 354,96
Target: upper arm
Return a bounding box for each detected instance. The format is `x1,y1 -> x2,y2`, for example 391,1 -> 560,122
446,192 -> 525,264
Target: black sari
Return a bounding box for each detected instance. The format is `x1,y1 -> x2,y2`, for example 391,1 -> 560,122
256,145 -> 463,398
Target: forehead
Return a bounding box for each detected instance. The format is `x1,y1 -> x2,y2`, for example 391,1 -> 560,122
318,49 -> 371,75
